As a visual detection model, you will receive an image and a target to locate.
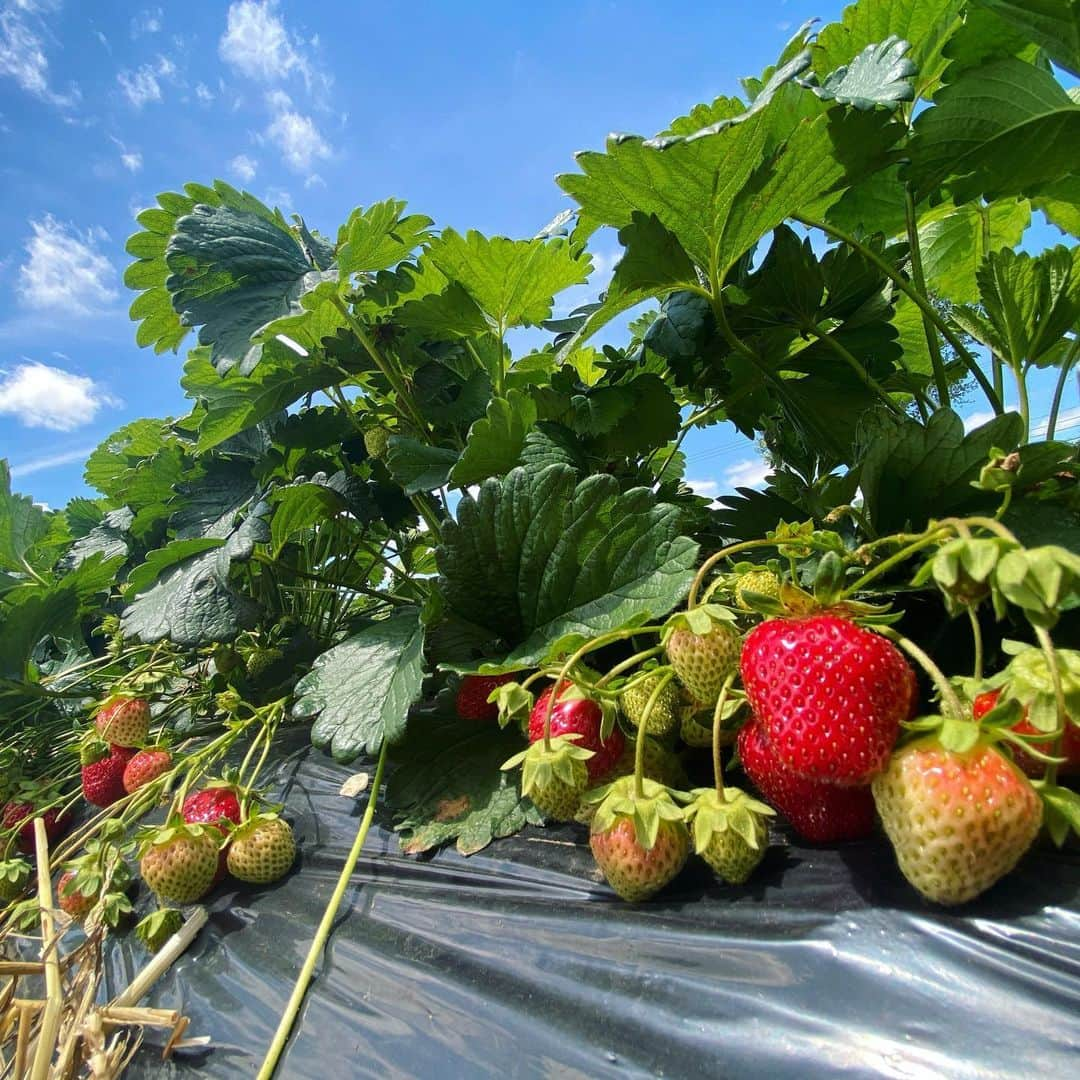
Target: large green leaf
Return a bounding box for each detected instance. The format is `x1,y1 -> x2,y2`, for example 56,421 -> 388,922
973,0 -> 1080,79
385,437 -> 458,495
292,610 -> 426,761
0,461 -> 49,575
858,409 -> 1025,534
123,538 -> 225,598
269,482 -> 346,555
83,419 -> 174,500
57,508 -> 134,573
449,391 -> 538,486
170,460 -> 259,540
1034,175 -> 1080,238
337,199 -> 434,277
388,713 -> 537,855
165,201 -> 337,375
426,230 -> 591,338
907,58 -> 1080,203
436,464 -> 699,667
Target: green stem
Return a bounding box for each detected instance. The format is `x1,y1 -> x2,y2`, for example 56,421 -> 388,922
689,537 -> 829,608
257,739 -> 389,1080
1045,339 -> 1078,440
251,553 -> 413,607
634,671 -> 674,799
978,204 -> 1006,405
809,323 -> 907,417
1033,626 -> 1067,788
967,606 -> 984,682
796,213 -> 1002,414
595,646 -> 665,689
650,423 -> 692,489
712,674 -> 736,799
876,625 -> 964,721
1014,362 -> 1031,445
839,527 -> 953,599
905,183 -> 948,406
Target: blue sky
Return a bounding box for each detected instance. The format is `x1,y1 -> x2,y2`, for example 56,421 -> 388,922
0,0 -> 1075,510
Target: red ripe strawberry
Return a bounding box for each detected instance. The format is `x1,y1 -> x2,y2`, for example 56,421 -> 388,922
873,737 -> 1043,905
737,718 -> 874,843
183,787 -> 242,883
123,749 -> 173,794
973,689 -> 1080,777
528,686 -> 624,782
455,673 -> 514,722
56,870 -> 95,920
2,803 -> 70,856
741,615 -> 914,785
94,696 -> 151,748
81,745 -> 136,808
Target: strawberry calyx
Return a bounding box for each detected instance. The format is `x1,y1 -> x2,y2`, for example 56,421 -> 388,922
137,816 -> 220,857
585,776 -> 687,851
135,907 -> 184,953
502,734 -> 593,793
489,680 -> 534,729
679,787 -> 774,857
79,736 -> 112,767
661,603 -> 738,642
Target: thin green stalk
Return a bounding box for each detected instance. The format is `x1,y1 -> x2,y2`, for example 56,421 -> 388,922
905,184 -> 948,406
967,606 -> 984,682
251,553 -> 413,607
1045,338 -> 1079,440
257,740 -> 389,1080
979,204 -> 1006,404
839,526 -> 953,599
634,671 -> 674,799
689,536 -> 835,607
649,422 -> 692,490
795,213 -> 1002,414
712,674 -> 736,799
809,324 -> 906,417
1014,363 -> 1031,444
876,625 -> 964,721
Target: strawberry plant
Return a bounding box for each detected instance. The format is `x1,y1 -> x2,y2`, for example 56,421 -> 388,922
1,0 -> 1079,1074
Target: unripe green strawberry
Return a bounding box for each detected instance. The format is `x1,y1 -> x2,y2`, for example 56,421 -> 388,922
503,736 -> 593,823
734,569 -> 781,611
620,672 -> 679,736
227,815 -> 296,884
135,907 -> 184,953
684,788 -> 773,885
364,427 -> 390,459
245,646 -> 285,683
94,696 -> 150,748
139,823 -> 219,903
666,622 -> 741,706
611,737 -> 688,789
872,737 -> 1042,906
588,777 -> 689,901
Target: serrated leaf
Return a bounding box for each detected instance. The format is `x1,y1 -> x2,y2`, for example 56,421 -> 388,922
389,714 -> 535,855
813,36 -> 916,109
292,610 -> 426,760
1033,175 -> 1080,238
907,58 -> 1080,203
385,437 -> 458,495
518,423 -> 588,474
337,199 -> 434,277
449,391 -> 538,486
436,464 -> 699,667
973,0 -> 1080,79
269,482 -> 346,554
170,459 -> 259,540
56,507 -> 134,573
0,461 -> 49,575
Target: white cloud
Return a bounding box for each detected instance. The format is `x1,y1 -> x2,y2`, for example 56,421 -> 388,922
0,362 -> 119,431
219,1 -> 309,84
0,5 -> 77,106
121,150 -> 142,172
263,187 -> 293,213
230,153 -> 257,182
195,81 -> 214,103
266,87 -> 291,111
117,54 -> 175,108
723,457 -> 773,490
963,410 -> 997,433
9,445 -> 96,479
266,105 -> 329,170
685,478 -> 720,501
17,215 -> 119,315
95,29 -> 110,52
304,172 -> 324,189
131,7 -> 163,37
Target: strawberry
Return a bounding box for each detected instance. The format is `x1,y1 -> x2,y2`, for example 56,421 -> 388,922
528,686 -> 624,782
56,870 -> 95,920
741,614 -> 914,785
2,802 -> 70,856
503,736 -> 592,821
123,748 -> 173,794
456,673 -> 515,722
620,672 -> 679,736
737,718 -> 875,843
588,777 -> 689,901
94,696 -> 151,748
139,822 -> 219,903
872,736 -> 1043,905
227,815 -> 296,885
665,619 -> 742,706
684,787 -> 774,885
364,426 -> 390,460
611,736 -> 688,789
734,568 -> 781,611
182,786 -> 242,883
973,689 -> 1080,777
81,744 -> 137,808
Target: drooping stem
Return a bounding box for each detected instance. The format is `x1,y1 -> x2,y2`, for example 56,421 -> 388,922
795,213 -> 1002,414
634,671 -> 674,799
876,626 -> 964,721
967,606 -> 984,682
594,646 -> 664,689
257,739 -> 389,1080
1045,338 -> 1078,440
1014,362 -> 1031,444
689,537 -> 834,608
840,527 -> 953,599
712,674 -> 736,799
1033,626 -> 1067,788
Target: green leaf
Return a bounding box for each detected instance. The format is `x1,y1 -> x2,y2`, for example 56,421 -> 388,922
907,58 -> 1080,203
449,391 -> 538,486
813,36 -> 916,109
518,423 -> 588,474
385,437 -> 458,495
165,201 -> 337,375
123,538 -> 225,598
389,713 -> 536,855
57,508 -> 134,573
917,198 -> 1031,303
426,230 -> 591,337
292,610 -> 426,760
269,482 -> 346,555
336,199 -> 434,277
857,409 -> 1024,534
973,0 -> 1080,79
1034,175 -> 1080,238
436,464 -> 699,667
83,418 -> 173,500
0,461 -> 49,575
170,460 -> 259,540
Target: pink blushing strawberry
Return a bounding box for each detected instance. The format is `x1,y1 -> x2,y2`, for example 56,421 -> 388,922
94,697 -> 151,748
